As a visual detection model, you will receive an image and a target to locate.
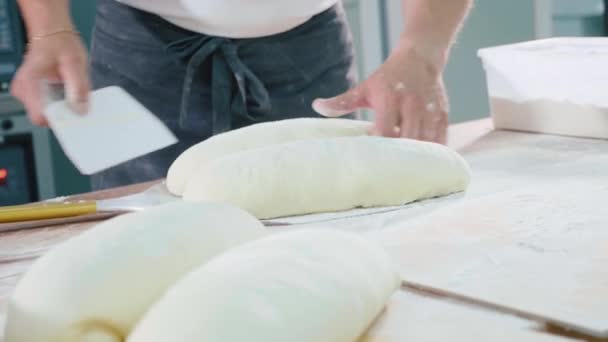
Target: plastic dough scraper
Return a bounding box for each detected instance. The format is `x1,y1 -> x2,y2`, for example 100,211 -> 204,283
42,83 -> 178,175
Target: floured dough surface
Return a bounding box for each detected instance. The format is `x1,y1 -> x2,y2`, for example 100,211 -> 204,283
183,136 -> 471,219
4,202 -> 267,342
167,118 -> 371,195
128,230 -> 400,342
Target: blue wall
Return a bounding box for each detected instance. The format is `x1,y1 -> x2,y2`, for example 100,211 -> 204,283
71,1 -> 97,45
552,0 -> 605,36
443,1 -> 536,123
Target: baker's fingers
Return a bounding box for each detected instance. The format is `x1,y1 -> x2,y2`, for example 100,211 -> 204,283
399,96 -> 424,139
312,86 -> 367,118
432,110 -> 449,144
373,95 -> 401,137
416,99 -> 448,143
58,53 -> 91,114
10,65 -> 49,126
418,100 -> 439,142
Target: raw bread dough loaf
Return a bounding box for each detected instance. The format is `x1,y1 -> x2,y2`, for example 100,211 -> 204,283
167,118 -> 371,195
4,202 -> 267,342
128,230 -> 400,342
183,136 -> 471,219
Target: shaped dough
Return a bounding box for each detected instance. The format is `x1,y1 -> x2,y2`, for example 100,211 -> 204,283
183,136 -> 471,219
128,230 -> 400,342
167,118 -> 371,195
4,202 -> 267,342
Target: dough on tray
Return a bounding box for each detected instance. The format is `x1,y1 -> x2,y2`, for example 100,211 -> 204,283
128,230 -> 400,342
167,118 -> 371,195
3,202 -> 267,342
183,136 -> 471,219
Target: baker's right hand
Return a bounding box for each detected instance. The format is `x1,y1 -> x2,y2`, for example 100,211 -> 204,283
10,32 -> 90,126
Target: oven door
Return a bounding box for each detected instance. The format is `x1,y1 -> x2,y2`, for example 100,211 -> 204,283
0,134 -> 38,205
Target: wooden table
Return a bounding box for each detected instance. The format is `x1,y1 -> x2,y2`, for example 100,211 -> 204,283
0,119 -> 594,341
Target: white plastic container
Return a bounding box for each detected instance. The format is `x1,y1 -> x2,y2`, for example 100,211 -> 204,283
478,37 -> 608,139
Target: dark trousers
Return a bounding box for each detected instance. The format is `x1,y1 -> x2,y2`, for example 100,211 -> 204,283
90,0 -> 357,190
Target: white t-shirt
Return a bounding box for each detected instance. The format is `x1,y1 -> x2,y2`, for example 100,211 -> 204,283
117,0 -> 340,38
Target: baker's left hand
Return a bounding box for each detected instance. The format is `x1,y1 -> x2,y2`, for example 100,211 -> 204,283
313,41 -> 449,144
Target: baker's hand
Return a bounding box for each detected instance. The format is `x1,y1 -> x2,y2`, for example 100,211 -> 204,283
11,32 -> 90,126
313,41 -> 449,144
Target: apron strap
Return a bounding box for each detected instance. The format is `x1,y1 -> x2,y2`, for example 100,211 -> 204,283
166,35 -> 271,135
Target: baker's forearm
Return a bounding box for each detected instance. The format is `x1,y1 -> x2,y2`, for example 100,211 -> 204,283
16,0 -> 74,39
400,0 -> 473,69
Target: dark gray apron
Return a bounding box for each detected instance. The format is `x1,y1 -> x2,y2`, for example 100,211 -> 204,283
90,0 -> 356,190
